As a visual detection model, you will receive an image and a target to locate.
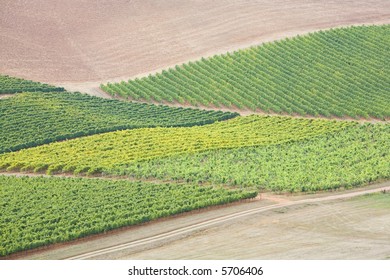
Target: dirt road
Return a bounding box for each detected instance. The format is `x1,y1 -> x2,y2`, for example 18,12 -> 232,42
14,182 -> 389,260
1,0 -> 389,93
128,190 -> 390,260
66,185 -> 390,260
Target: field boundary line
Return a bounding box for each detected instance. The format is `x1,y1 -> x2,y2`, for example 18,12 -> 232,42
65,185 -> 390,260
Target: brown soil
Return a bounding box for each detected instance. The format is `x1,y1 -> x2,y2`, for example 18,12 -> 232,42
0,94 -> 13,99
1,0 -> 389,88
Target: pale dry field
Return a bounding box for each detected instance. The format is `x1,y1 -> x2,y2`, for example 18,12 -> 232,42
1,0 -> 389,93
120,194 -> 390,260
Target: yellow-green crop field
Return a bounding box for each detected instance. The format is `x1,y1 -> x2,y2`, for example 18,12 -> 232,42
0,115 -> 353,175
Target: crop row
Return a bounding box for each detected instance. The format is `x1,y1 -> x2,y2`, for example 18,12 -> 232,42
0,175 -> 256,256
0,115 -> 353,175
102,25 -> 390,119
0,75 -> 64,94
0,92 -> 237,153
115,123 -> 390,192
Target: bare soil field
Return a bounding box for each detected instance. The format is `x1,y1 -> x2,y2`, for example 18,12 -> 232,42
125,195 -> 390,260
1,0 -> 389,94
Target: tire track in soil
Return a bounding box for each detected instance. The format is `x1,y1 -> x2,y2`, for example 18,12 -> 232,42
65,185 -> 390,260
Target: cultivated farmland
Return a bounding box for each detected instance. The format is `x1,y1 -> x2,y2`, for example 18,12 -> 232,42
0,92 -> 236,153
0,1 -> 389,260
118,123 -> 390,192
0,116 -> 353,176
0,75 -> 64,94
103,25 -> 390,119
1,0 -> 389,85
0,175 -> 256,256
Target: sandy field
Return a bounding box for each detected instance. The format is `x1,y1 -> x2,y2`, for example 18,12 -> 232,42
125,195 -> 390,260
1,0 -> 389,94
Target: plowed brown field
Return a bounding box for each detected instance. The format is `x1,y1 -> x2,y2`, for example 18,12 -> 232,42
1,0 -> 389,91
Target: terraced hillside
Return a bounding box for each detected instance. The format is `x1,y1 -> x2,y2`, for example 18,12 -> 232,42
0,92 -> 237,153
0,75 -> 64,94
103,25 -> 390,119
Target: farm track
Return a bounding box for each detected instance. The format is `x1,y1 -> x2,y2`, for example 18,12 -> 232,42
65,184 -> 390,260
103,97 -> 390,123
0,171 -> 214,188
5,176 -> 387,260
1,91 -> 388,123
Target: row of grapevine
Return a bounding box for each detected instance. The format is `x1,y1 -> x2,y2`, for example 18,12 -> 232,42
102,25 -> 390,119
115,123 -> 390,192
0,92 -> 237,153
0,75 -> 64,94
0,115 -> 354,175
0,175 -> 256,256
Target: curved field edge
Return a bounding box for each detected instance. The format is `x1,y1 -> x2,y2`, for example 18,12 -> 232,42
102,25 -> 390,120
0,75 -> 64,94
0,92 -> 237,154
113,123 -> 390,192
0,116 -> 354,175
0,175 -> 256,257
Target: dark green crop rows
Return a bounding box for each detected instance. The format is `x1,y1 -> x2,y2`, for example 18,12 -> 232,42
0,92 -> 237,153
0,176 -> 256,256
103,25 -> 390,119
0,75 -> 64,94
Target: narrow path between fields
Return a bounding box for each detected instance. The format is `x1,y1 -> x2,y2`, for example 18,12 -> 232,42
0,171 -> 223,189
106,97 -> 390,123
63,184 -> 389,260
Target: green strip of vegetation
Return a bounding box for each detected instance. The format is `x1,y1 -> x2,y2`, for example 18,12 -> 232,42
0,175 -> 256,256
353,192 -> 390,209
0,75 -> 64,94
